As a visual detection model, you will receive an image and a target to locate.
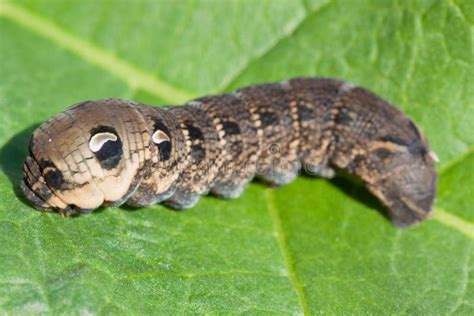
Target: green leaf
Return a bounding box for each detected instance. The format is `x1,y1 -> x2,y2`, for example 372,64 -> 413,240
0,0 -> 472,314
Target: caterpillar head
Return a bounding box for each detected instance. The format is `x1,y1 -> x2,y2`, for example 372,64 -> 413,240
21,100 -> 150,215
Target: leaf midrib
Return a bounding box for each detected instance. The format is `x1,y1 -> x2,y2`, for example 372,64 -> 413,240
0,2 -> 194,103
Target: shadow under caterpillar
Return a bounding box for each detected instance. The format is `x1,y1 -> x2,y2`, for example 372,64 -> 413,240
21,77 -> 438,227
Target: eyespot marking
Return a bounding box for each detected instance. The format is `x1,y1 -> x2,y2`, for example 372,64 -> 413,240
152,129 -> 172,161
152,130 -> 170,144
89,132 -> 118,152
153,120 -> 170,135
89,126 -> 123,170
39,159 -> 65,190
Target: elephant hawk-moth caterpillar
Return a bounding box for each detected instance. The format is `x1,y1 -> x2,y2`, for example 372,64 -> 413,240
21,77 -> 438,227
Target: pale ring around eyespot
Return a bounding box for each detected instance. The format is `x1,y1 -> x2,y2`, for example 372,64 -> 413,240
152,130 -> 170,144
89,132 -> 118,152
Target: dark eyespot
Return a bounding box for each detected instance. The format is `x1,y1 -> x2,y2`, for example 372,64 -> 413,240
39,159 -> 64,190
152,129 -> 172,161
153,120 -> 170,135
89,126 -> 123,170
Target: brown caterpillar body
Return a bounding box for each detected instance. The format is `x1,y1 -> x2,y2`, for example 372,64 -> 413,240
21,77 -> 438,227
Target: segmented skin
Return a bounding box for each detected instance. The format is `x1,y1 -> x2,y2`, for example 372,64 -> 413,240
21,77 -> 438,227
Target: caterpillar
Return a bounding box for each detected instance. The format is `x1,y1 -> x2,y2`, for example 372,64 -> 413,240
21,77 -> 438,227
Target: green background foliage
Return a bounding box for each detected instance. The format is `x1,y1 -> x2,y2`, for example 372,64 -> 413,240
0,0 -> 472,314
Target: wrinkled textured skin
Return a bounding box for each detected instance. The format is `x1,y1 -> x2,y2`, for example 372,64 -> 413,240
21,77 -> 437,226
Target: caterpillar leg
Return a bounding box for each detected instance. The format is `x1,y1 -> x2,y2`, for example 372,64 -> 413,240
257,172 -> 298,187
256,158 -> 300,186
127,188 -> 175,207
303,160 -> 336,178
211,183 -> 245,199
165,191 -> 201,209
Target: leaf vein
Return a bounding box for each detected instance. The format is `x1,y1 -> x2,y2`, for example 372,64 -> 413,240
0,2 -> 195,103
433,208 -> 474,240
389,230 -> 402,276
439,145 -> 474,176
217,0 -> 333,93
448,245 -> 472,314
265,189 -> 309,315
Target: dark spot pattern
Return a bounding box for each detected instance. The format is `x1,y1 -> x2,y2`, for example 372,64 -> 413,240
191,145 -> 205,161
39,159 -> 65,190
152,120 -> 172,161
259,111 -> 278,128
153,120 -> 170,135
158,141 -> 172,161
334,111 -> 353,125
222,121 -> 240,135
297,105 -> 314,121
185,122 -> 204,140
89,126 -> 123,170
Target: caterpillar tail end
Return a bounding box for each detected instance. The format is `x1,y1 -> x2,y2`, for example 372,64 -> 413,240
368,165 -> 437,228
